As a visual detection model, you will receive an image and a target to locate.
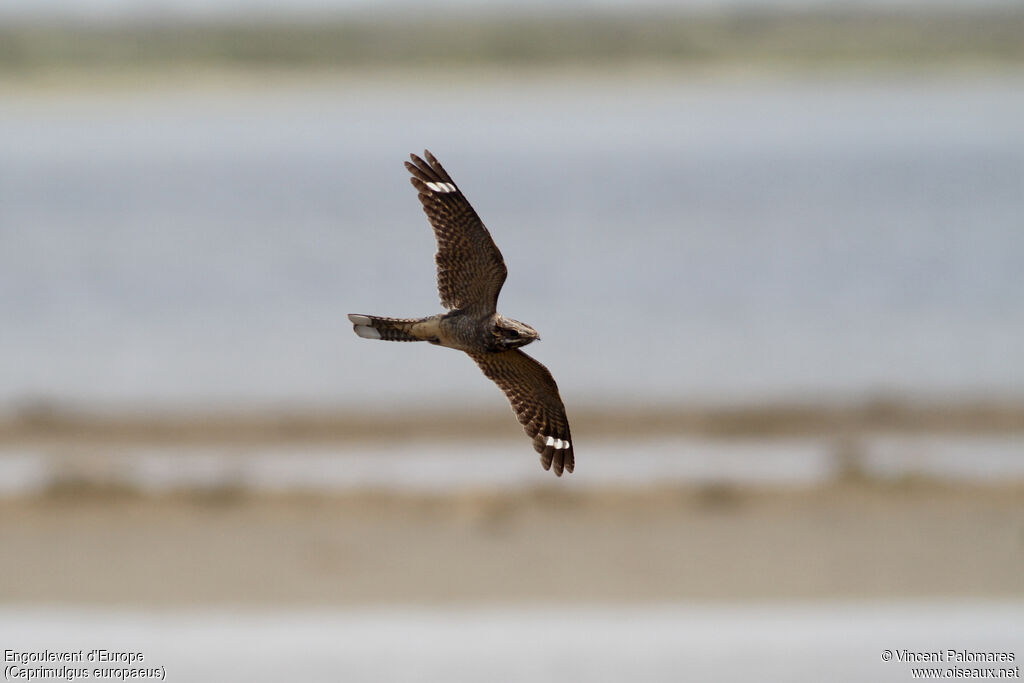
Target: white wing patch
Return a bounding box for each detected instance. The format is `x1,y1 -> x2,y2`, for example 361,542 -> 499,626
425,181 -> 457,193
544,435 -> 570,450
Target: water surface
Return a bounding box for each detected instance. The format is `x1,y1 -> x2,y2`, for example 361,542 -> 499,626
3,75 -> 1023,411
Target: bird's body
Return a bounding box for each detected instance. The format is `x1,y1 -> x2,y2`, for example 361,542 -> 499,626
352,311 -> 537,353
349,151 -> 574,476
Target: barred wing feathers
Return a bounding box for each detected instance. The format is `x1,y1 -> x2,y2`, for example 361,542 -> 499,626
405,151 -> 508,315
469,349 -> 574,476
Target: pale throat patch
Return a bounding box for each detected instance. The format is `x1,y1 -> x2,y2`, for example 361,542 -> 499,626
544,435 -> 570,450
425,181 -> 457,193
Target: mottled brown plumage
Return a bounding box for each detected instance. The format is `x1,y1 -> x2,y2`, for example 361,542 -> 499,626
469,350 -> 574,476
349,150 -> 574,476
404,151 -> 508,315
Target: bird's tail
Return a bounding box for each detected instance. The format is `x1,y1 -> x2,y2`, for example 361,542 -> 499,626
348,314 -> 431,342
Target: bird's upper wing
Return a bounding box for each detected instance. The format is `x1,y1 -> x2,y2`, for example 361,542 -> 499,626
468,349 -> 574,476
406,151 -> 508,314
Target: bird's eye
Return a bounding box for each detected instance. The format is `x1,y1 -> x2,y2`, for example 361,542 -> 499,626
508,330 -> 520,338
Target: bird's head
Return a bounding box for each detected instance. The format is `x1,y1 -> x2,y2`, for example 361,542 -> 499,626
494,316 -> 540,350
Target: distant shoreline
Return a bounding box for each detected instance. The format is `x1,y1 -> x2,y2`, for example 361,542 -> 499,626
4,399 -> 1024,446
2,9 -> 1022,79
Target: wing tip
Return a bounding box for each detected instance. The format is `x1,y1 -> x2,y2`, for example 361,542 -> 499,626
550,446 -> 574,477
407,149 -> 451,184
535,434 -> 573,477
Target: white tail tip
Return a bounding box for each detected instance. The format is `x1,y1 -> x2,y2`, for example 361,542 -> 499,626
353,325 -> 381,340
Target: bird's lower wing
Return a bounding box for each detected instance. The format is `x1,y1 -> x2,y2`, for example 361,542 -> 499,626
468,350 -> 574,476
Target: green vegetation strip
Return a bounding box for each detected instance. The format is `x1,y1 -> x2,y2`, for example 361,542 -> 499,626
2,10 -> 1023,70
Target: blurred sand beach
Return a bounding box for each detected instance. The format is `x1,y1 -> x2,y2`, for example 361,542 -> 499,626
3,480 -> 1022,607
2,401 -> 1022,607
